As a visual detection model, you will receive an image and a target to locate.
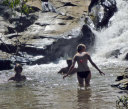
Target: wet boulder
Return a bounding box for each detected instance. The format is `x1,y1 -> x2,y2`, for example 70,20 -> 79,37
8,15 -> 38,33
124,53 -> 128,60
118,79 -> 128,90
106,49 -> 121,58
79,24 -> 95,49
0,2 -> 13,20
116,75 -> 124,81
88,0 -> 99,12
111,68 -> 128,90
0,0 -> 93,66
31,25 -> 95,64
0,60 -> 13,70
89,0 -> 117,29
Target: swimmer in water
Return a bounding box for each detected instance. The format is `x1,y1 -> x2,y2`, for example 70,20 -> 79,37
58,59 -> 77,75
63,44 -> 105,87
8,64 -> 26,82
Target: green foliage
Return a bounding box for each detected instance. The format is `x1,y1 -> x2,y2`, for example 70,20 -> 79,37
2,0 -> 32,15
14,0 -> 20,6
2,0 -> 33,60
21,4 -> 29,14
116,96 -> 128,108
3,0 -> 20,8
2,0 -> 9,6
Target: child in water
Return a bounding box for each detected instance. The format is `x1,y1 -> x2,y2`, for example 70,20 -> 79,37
58,59 -> 77,75
63,44 -> 105,87
8,64 -> 26,82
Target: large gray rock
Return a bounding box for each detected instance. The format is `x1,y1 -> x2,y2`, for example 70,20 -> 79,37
31,24 -> 95,64
89,0 -> 117,29
0,24 -> 95,65
0,0 -> 96,66
111,68 -> 128,90
125,53 -> 128,60
0,60 -> 13,70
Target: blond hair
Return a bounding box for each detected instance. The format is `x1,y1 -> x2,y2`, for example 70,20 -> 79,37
77,44 -> 86,53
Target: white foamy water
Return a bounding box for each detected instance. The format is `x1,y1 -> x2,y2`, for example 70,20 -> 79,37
0,1 -> 128,109
91,0 -> 128,66
1,59 -> 126,109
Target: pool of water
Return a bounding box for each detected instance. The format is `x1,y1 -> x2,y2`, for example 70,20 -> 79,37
0,61 -> 127,109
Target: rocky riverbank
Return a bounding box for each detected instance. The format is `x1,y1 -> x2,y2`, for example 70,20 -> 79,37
0,0 -> 118,70
0,0 -> 93,69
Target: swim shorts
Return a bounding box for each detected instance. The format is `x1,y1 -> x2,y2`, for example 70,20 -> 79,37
77,71 -> 90,78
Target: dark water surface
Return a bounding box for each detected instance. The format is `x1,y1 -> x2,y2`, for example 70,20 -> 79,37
0,61 -> 127,109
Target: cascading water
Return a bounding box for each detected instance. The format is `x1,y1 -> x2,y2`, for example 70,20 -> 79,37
91,0 -> 128,66
0,1 -> 128,109
42,1 -> 56,12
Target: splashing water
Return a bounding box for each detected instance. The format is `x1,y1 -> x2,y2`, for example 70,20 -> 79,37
0,1 -> 128,109
0,59 -> 127,109
91,0 -> 128,66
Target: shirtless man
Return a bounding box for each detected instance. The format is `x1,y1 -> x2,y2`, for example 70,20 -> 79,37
63,44 -> 105,87
58,59 -> 77,75
8,64 -> 26,82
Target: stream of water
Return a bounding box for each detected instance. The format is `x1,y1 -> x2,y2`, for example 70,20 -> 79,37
0,60 -> 128,109
0,0 -> 128,109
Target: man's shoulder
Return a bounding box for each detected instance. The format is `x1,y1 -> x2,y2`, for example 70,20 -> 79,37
83,52 -> 89,54
83,52 -> 90,57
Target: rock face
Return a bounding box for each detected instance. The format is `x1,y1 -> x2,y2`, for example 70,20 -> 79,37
31,24 -> 95,64
0,0 -> 117,69
125,53 -> 128,60
0,60 -> 12,70
88,0 -> 99,12
0,24 -> 95,65
26,0 -> 42,11
0,0 -> 96,69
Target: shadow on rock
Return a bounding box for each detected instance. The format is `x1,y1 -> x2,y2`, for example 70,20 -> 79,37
31,25 -> 95,64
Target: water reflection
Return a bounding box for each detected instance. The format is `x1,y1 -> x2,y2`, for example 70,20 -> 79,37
0,82 -> 41,109
77,88 -> 92,109
0,64 -> 127,109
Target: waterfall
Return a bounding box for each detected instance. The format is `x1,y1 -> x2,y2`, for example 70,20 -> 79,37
92,0 -> 128,65
42,1 -> 56,12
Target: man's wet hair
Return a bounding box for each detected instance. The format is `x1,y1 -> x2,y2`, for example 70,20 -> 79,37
66,59 -> 72,66
14,64 -> 23,72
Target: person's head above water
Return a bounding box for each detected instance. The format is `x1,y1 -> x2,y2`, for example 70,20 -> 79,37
77,44 -> 86,53
66,59 -> 72,67
14,64 -> 23,74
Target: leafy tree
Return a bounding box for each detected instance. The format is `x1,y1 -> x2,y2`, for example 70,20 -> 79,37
3,0 -> 31,16
1,0 -> 33,64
